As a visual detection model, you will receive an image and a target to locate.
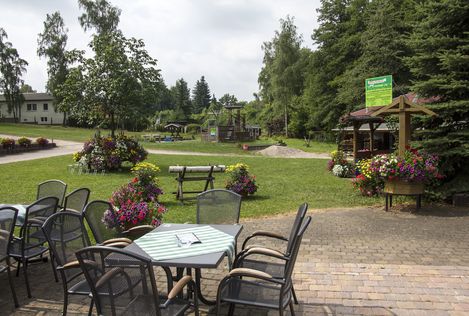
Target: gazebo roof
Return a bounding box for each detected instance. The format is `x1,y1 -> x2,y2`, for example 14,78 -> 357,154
340,93 -> 438,125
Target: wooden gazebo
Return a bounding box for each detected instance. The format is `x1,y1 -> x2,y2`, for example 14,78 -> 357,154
339,93 -> 437,160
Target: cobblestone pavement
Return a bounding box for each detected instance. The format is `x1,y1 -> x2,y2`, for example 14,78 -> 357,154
1,206 -> 469,315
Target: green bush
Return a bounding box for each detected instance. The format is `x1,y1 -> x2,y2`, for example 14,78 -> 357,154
17,137 -> 32,147
186,123 -> 201,135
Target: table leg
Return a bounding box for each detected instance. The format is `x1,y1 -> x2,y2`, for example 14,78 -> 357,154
195,268 -> 216,305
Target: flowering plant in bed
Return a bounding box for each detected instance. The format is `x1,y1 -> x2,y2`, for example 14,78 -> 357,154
369,147 -> 442,183
103,162 -> 167,231
225,163 -> 258,197
327,150 -> 355,178
352,148 -> 442,196
73,133 -> 147,172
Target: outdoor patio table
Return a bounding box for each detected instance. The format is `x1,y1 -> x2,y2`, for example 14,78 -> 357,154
0,204 -> 27,225
124,223 -> 243,305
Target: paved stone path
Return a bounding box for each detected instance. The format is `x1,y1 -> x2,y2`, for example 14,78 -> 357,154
1,206 -> 468,315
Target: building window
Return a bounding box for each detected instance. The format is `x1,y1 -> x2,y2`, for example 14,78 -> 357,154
27,104 -> 37,111
40,117 -> 48,122
43,103 -> 48,111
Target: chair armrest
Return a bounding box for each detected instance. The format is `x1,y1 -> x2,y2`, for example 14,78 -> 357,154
234,246 -> 289,268
60,260 -> 81,270
122,225 -> 154,238
27,218 -> 46,226
227,267 -> 284,284
104,241 -> 131,248
95,267 -> 125,289
167,275 -> 193,299
242,230 -> 288,250
102,237 -> 132,245
246,247 -> 286,259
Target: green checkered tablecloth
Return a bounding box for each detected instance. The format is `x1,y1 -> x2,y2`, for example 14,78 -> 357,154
134,225 -> 236,267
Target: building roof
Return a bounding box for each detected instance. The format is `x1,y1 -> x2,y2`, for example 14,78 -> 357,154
0,92 -> 54,102
332,122 -> 394,132
340,93 -> 438,125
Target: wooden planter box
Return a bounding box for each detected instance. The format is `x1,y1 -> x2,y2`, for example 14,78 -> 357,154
384,180 -> 424,195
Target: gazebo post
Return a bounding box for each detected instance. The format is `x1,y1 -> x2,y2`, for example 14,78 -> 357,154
398,96 -> 411,156
353,122 -> 359,160
369,122 -> 375,155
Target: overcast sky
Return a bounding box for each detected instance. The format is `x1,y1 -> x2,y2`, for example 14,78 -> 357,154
0,0 -> 321,101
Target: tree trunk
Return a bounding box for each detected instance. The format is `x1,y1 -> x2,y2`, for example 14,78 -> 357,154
110,112 -> 115,138
284,103 -> 288,137
62,112 -> 67,126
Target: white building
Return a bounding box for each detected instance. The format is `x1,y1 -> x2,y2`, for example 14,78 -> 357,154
0,93 -> 64,125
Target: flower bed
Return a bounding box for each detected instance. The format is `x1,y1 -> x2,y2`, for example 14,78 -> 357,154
327,150 -> 355,178
0,137 -> 56,156
225,163 -> 258,197
352,147 -> 442,196
103,162 -> 167,231
73,133 -> 147,172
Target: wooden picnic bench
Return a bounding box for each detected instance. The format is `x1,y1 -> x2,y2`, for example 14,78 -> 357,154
169,165 -> 226,202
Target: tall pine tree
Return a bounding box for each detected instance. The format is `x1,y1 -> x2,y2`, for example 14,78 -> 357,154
171,78 -> 192,120
192,76 -> 211,114
407,0 -> 469,196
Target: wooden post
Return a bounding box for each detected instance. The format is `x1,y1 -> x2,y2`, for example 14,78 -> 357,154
398,95 -> 411,156
353,122 -> 359,160
369,122 -> 375,155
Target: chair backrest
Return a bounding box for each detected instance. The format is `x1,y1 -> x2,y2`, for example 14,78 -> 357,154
21,196 -> 59,247
0,207 -> 18,262
75,246 -> 160,315
37,180 -> 67,207
42,211 -> 91,266
283,216 -> 312,282
196,189 -> 242,224
63,188 -> 90,213
285,202 -> 308,256
83,200 -> 119,244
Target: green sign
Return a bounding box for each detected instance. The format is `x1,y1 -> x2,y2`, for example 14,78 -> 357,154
210,127 -> 216,136
365,75 -> 392,107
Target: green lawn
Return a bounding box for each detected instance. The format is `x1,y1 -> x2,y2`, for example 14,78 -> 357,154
0,123 -> 336,154
0,154 -> 379,223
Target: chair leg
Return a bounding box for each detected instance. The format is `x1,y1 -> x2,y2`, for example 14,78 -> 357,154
23,258 -> 32,298
63,291 -> 68,316
50,252 -> 58,282
289,301 -> 296,316
292,285 -> 299,304
87,299 -> 94,316
16,260 -> 21,277
228,303 -> 235,316
6,259 -> 19,308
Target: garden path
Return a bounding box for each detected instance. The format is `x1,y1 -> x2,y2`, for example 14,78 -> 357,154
0,135 -> 329,164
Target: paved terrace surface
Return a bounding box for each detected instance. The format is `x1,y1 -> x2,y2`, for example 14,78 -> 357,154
1,206 -> 469,315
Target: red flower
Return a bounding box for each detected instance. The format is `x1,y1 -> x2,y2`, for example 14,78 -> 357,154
132,177 -> 138,183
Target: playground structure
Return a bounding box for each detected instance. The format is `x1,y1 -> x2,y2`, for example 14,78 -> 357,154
201,104 -> 259,142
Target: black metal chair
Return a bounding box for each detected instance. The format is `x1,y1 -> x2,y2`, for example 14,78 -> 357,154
37,179 -> 67,207
82,200 -> 132,246
9,196 -> 59,298
76,246 -> 199,316
0,206 -> 19,308
196,189 -> 242,225
216,216 -> 312,316
235,203 -> 308,304
42,211 -> 92,315
63,187 -> 90,213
